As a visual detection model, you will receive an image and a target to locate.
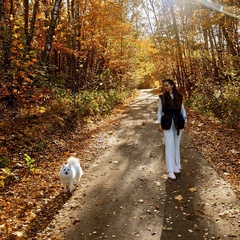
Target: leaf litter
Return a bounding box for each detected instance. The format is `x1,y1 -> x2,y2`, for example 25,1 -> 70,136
186,108 -> 240,198
0,98 -> 239,239
0,104 -> 127,239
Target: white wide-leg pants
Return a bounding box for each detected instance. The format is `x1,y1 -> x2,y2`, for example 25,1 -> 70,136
163,121 -> 182,173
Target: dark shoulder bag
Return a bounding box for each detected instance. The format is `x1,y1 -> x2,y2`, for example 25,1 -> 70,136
177,113 -> 185,129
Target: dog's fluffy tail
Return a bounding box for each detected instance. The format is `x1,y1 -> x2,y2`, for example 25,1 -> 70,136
67,156 -> 83,184
67,156 -> 80,165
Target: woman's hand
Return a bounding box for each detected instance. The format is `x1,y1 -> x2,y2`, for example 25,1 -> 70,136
158,124 -> 163,133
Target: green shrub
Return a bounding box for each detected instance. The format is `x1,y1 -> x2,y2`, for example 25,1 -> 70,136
24,154 -> 35,172
0,168 -> 12,187
45,88 -> 135,131
189,80 -> 240,129
0,156 -> 10,168
221,96 -> 240,128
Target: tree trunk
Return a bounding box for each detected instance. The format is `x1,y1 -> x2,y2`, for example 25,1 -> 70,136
26,0 -> 40,50
0,0 -> 11,68
169,0 -> 185,90
221,23 -> 237,56
24,0 -> 29,40
208,27 -> 218,79
0,0 -> 4,22
42,0 -> 62,63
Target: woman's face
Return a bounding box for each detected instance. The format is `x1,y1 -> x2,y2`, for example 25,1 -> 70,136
163,81 -> 173,93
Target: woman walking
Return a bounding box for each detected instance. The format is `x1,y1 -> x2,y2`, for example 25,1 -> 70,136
158,79 -> 187,180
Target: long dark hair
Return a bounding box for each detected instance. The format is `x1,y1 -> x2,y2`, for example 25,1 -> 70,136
162,79 -> 183,109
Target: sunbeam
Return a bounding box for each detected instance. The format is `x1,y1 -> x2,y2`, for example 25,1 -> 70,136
195,0 -> 240,20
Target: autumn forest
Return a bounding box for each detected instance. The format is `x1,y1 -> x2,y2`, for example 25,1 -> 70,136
1,0 -> 240,123
0,0 -> 239,238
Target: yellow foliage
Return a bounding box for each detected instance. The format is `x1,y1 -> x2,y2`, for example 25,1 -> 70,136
18,44 -> 24,50
13,25 -> 20,31
39,107 -> 46,114
13,33 -> 19,38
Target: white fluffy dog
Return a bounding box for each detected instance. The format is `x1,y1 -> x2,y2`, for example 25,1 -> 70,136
59,156 -> 83,193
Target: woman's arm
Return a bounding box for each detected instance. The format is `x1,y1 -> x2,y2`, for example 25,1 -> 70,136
181,103 -> 187,122
158,97 -> 163,132
158,97 -> 163,123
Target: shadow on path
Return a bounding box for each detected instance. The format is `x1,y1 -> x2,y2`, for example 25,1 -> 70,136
60,90 -> 165,240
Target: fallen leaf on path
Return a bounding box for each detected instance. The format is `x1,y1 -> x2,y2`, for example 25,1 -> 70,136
72,218 -> 80,225
112,161 -> 119,164
139,166 -> 146,170
162,174 -> 168,179
60,225 -> 65,230
189,187 -> 197,192
155,181 -> 161,187
175,195 -> 183,201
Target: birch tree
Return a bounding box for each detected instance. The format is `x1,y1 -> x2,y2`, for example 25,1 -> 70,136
42,0 -> 62,63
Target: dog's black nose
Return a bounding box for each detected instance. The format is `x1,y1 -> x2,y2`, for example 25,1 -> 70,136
65,172 -> 68,175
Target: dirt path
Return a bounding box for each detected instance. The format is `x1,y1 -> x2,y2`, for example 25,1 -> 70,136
39,89 -> 240,240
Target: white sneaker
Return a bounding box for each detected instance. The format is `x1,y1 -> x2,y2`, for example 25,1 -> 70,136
168,172 -> 176,180
174,169 -> 181,174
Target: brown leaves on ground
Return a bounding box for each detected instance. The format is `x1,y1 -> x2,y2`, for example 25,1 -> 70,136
0,104 -> 126,239
186,108 -> 240,198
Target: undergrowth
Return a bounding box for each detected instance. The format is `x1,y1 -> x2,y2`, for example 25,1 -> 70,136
0,88 -> 136,187
187,79 -> 240,130
49,88 -> 135,122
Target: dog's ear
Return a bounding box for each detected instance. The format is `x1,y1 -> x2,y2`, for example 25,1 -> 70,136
69,163 -> 72,167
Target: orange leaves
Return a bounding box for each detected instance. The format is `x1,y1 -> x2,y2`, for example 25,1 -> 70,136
19,71 -> 25,79
36,12 -> 45,19
7,33 -> 39,108
17,71 -> 33,86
